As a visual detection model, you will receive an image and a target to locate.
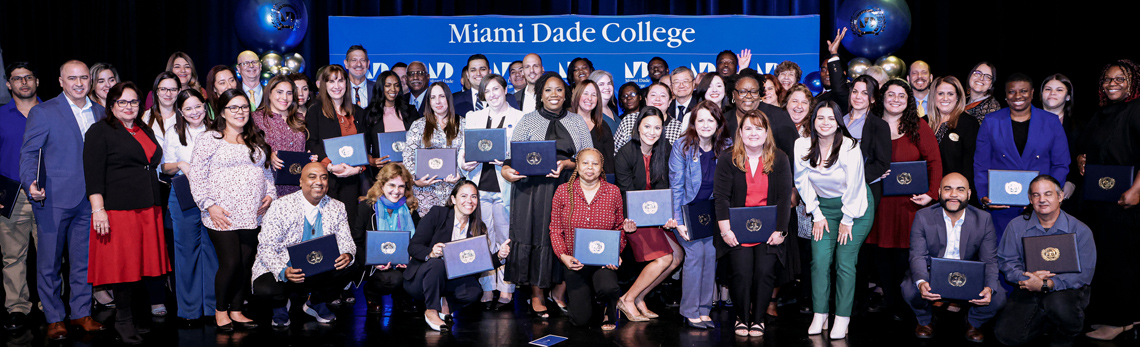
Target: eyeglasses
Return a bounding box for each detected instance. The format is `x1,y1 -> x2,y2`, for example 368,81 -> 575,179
181,104 -> 205,113
735,89 -> 760,97
8,75 -> 35,83
1102,76 -> 1128,85
672,79 -> 692,87
237,61 -> 260,67
115,99 -> 141,108
224,105 -> 252,113
408,71 -> 428,77
970,70 -> 994,82
158,87 -> 179,94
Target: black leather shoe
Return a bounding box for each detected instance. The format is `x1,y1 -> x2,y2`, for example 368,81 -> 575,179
3,312 -> 27,330
216,322 -> 234,332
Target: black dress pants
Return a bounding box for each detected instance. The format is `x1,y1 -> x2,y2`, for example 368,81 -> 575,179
727,244 -> 780,325
994,286 -> 1091,347
403,258 -> 481,312
252,266 -> 354,308
562,265 -> 620,326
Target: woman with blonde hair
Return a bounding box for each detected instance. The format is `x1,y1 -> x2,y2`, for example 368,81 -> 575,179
354,163 -> 421,313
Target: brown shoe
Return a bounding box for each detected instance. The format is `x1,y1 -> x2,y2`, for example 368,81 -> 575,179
69,316 -> 106,332
47,322 -> 68,340
915,324 -> 934,339
965,324 -> 985,343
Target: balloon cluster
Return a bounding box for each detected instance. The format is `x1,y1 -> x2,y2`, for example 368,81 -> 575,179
847,55 -> 906,80
232,0 -> 309,86
834,0 -> 911,59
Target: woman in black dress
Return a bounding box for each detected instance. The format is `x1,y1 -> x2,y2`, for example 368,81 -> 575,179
931,76 -> 980,206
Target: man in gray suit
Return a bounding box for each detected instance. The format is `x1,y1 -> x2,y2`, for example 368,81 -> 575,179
903,173 -> 1004,343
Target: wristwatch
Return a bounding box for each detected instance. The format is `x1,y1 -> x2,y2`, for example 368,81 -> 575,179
1041,279 -> 1053,292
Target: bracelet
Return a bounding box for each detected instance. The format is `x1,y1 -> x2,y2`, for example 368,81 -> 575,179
91,208 -> 105,214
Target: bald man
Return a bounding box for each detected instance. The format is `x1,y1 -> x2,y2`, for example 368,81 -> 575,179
252,162 -> 356,327
236,51 -> 263,108
904,173 -> 1003,343
19,60 -> 105,338
515,53 -> 544,113
401,61 -> 430,117
908,61 -> 932,119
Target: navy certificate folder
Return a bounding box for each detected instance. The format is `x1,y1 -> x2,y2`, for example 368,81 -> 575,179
681,199 -> 716,240
884,161 -> 927,196
1083,165 -> 1134,202
625,189 -> 673,227
1022,233 -> 1081,274
529,335 -> 568,347
0,175 -> 19,218
572,228 -> 620,266
443,235 -> 494,279
988,170 -> 1038,206
464,128 -> 508,162
415,148 -> 458,179
929,258 -> 986,301
366,231 -> 410,266
274,150 -> 310,185
171,175 -> 197,211
729,206 -> 777,244
376,131 -> 407,162
510,141 -> 556,176
287,235 -> 340,276
323,133 -> 368,166
36,149 -> 46,192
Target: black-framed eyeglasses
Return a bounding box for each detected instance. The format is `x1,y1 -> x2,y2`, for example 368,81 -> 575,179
620,92 -> 640,99
8,75 -> 35,83
115,99 -> 141,108
238,61 -> 260,67
225,105 -> 251,113
158,87 -> 179,94
735,89 -> 760,97
1102,76 -> 1128,85
971,70 -> 994,82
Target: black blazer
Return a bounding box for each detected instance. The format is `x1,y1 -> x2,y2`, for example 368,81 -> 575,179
711,150 -> 793,258
401,92 -> 430,119
615,141 -> 672,192
404,206 -> 501,281
859,114 -> 892,185
825,57 -> 851,113
667,97 -> 699,120
939,115 -> 981,205
453,90 -> 521,117
360,104 -> 421,159
83,120 -> 164,210
724,104 -> 799,166
305,100 -> 368,163
353,201 -> 423,257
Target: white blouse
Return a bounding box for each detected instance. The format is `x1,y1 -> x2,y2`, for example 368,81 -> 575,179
143,110 -> 178,150
162,124 -> 208,173
793,137 -> 868,226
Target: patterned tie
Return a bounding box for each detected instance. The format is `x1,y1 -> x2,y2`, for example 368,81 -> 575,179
354,87 -> 362,106
474,93 -> 484,111
248,90 -> 255,103
917,99 -> 926,119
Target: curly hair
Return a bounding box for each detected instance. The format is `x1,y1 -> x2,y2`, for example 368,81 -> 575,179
1097,59 -> 1140,106
875,79 -> 922,143
364,163 -> 419,212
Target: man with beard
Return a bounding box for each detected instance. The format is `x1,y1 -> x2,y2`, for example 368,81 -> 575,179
453,54 -> 518,117
252,162 -> 356,327
0,62 -> 40,330
908,61 -> 932,120
236,50 -> 263,109
514,53 -> 544,114
903,173 -> 1004,343
402,61 -> 430,117
344,45 -> 374,107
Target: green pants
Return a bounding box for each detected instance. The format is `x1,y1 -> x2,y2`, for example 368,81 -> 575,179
811,186 -> 874,316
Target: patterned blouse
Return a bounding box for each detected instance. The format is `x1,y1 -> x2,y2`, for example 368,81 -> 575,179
189,130 -> 277,230
614,111 -> 683,153
403,116 -> 467,217
251,110 -> 307,196
965,96 -> 1001,123
549,180 -> 627,258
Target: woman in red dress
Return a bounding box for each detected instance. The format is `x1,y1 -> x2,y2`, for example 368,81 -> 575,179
84,82 -> 172,344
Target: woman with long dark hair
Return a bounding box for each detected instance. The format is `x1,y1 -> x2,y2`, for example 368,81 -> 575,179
205,65 -> 238,112
88,63 -> 119,107
143,71 -> 181,149
288,73 -> 314,116
145,52 -> 204,109
1039,74 -> 1081,208
364,70 -> 420,167
695,73 -> 729,111
251,75 -> 306,197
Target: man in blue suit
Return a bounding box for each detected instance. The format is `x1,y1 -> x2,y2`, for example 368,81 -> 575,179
344,45 -> 374,108
974,73 -> 1070,238
903,173 -> 1004,343
453,54 -> 519,117
19,60 -> 105,339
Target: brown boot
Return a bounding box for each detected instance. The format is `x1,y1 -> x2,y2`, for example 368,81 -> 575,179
915,324 -> 933,339
69,316 -> 106,331
47,322 -> 68,340
964,324 -> 985,343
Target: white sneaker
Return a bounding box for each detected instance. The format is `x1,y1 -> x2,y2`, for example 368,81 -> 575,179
830,316 -> 850,339
807,313 -> 829,335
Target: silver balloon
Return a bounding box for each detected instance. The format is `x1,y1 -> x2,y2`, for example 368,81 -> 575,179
848,57 -> 872,78
278,66 -> 294,75
283,53 -> 306,74
260,51 -> 283,74
875,55 -> 906,79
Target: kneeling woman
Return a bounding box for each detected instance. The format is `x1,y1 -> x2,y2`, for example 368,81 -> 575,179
712,109 -> 793,337
354,164 -> 422,313
405,180 -> 511,331
549,148 -> 634,330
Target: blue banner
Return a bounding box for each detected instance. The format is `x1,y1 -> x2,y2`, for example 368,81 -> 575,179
329,15 -> 820,93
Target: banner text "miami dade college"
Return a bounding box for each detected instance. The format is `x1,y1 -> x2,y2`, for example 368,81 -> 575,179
448,21 -> 696,48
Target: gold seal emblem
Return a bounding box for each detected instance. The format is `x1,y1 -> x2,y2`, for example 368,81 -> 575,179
478,139 -> 493,152
698,214 -> 711,226
428,158 -> 444,170
338,145 -> 354,158
381,242 -> 397,255
1099,177 -> 1116,190
392,141 -> 406,152
641,201 -> 658,215
1042,247 -> 1060,262
948,272 -> 967,287
289,163 -> 303,175
897,172 -> 913,185
306,250 -> 323,265
589,241 -> 605,254
746,218 -> 763,232
459,250 -> 476,264
1005,181 -> 1022,195
526,152 -> 542,165
948,133 -> 960,142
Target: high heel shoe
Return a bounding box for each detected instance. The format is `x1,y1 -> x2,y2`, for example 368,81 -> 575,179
617,302 -> 648,322
1085,324 -> 1133,341
685,317 -> 706,329
807,313 -> 829,335
829,316 -> 850,339
734,321 -> 749,337
547,294 -> 568,313
526,299 -> 550,319
424,313 -> 449,332
637,305 -> 659,319
749,323 -> 764,337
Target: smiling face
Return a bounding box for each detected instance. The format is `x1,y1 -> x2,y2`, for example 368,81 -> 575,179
429,85 -> 450,117
223,96 -> 251,129
705,75 -> 725,105
740,117 -> 768,149
883,85 -> 909,115
648,59 -> 667,81
179,95 -> 207,128
344,50 -> 369,82
571,60 -> 592,84
850,81 -> 871,112
814,107 -> 838,138
213,70 -> 237,96
576,150 -> 602,182
324,71 -> 347,102
638,114 -> 663,147
406,63 -> 428,95
672,72 -> 694,99
508,62 -> 526,90
294,79 -> 310,106
541,78 -> 566,112
733,77 -> 760,112
93,69 -> 115,101
620,85 -> 641,112
908,62 -> 930,92
935,82 -> 959,115
467,58 -> 490,87
577,83 -> 598,114
300,163 -> 329,202
939,174 -> 970,213
382,175 -> 406,204
59,62 -> 90,104
451,184 -> 479,217
523,54 -> 544,85
1041,79 -> 1068,111
1102,66 -> 1130,102
786,90 -> 810,124
237,52 -> 261,83
269,81 -> 294,114
594,74 -> 613,103
646,84 -> 671,113
694,108 -> 718,140
1005,81 -> 1033,113
761,79 -> 778,106
383,75 -> 400,103
156,78 -> 179,108
172,57 -> 192,86
113,88 -> 140,124
484,79 -> 506,109
777,70 -> 797,90
968,64 -> 994,96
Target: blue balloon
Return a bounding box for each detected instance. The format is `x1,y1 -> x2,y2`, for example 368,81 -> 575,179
804,71 -> 823,95
234,0 -> 308,53
834,0 -> 911,59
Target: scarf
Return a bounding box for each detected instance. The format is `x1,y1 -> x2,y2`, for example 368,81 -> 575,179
375,197 -> 415,236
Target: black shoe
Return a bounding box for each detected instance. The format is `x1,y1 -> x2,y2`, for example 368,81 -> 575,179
685,318 -> 706,329
115,320 -> 143,345
235,320 -> 259,329
216,321 -> 234,332
3,312 -> 27,330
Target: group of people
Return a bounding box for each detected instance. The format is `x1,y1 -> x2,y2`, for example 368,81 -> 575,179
0,29 -> 1137,347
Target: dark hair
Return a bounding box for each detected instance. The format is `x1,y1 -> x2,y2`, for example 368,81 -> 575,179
803,100 -> 856,168
569,80 -> 605,137
569,57 -> 594,87
146,71 -> 182,135
875,79 -> 922,143
716,50 -> 738,69
165,52 -> 201,90
619,81 -> 644,115
968,61 -> 997,97
694,74 -> 728,110
257,75 -> 305,133
104,82 -> 144,129
422,82 -> 460,147
562,147 -> 608,228
629,107 -> 671,180
5,61 -> 33,77
1040,73 -> 1074,118
732,73 -> 760,106
761,74 -> 787,105
87,62 -> 117,103
392,62 -> 408,69
346,45 -> 368,56
534,72 -> 568,110
649,56 -> 668,70
467,54 -> 489,67
444,179 -> 488,238
287,73 -> 313,109
1006,73 -> 1033,88
172,89 -> 207,146
477,74 -> 509,103
318,65 -> 356,121
212,89 -> 272,168
205,65 -> 236,104
365,70 -> 412,128
679,100 -> 731,158
850,74 -> 880,113
1022,174 -> 1064,219
1097,59 -> 1140,106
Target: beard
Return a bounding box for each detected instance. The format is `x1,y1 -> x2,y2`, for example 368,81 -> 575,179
940,197 -> 966,213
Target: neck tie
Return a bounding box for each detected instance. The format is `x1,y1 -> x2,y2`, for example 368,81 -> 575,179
248,89 -> 255,103
474,93 -> 484,111
917,100 -> 926,119
354,87 -> 362,106
678,105 -> 686,116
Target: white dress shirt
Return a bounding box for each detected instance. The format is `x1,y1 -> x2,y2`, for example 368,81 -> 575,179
942,211 -> 964,260
351,80 -> 369,107
522,84 -> 537,114
143,110 -> 177,150
66,96 -> 95,139
162,124 -> 207,171
242,83 -> 263,109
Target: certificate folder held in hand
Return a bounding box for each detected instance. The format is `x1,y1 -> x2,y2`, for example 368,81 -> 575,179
729,206 -> 777,244
884,161 -> 928,196
274,151 -> 310,185
988,170 -> 1038,206
366,231 -> 410,266
510,141 -> 556,176
464,128 -> 508,162
1083,165 -> 1134,202
681,199 -> 716,240
443,235 -> 493,279
376,131 -> 407,162
415,148 -> 458,179
572,229 -> 620,266
286,235 -> 340,277
171,175 -> 197,211
0,175 -> 20,219
625,189 -> 673,227
323,134 -> 368,166
1022,233 -> 1081,274
929,258 -> 986,301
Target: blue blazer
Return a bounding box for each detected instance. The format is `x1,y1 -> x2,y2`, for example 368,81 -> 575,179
19,94 -> 106,209
452,89 -> 519,117
668,137 -> 727,225
907,205 -> 1001,291
974,107 -> 1070,200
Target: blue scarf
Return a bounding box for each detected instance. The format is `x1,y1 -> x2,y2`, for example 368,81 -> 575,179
376,197 -> 415,236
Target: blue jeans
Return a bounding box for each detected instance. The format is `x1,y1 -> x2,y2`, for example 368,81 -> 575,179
675,231 -> 715,319
169,187 -> 218,319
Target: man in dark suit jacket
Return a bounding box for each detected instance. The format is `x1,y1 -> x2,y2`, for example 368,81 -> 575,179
454,54 -> 520,117
18,60 -> 105,339
903,173 -> 1004,343
514,53 -> 544,114
666,66 -> 698,127
401,61 -> 430,118
345,45 -> 375,108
